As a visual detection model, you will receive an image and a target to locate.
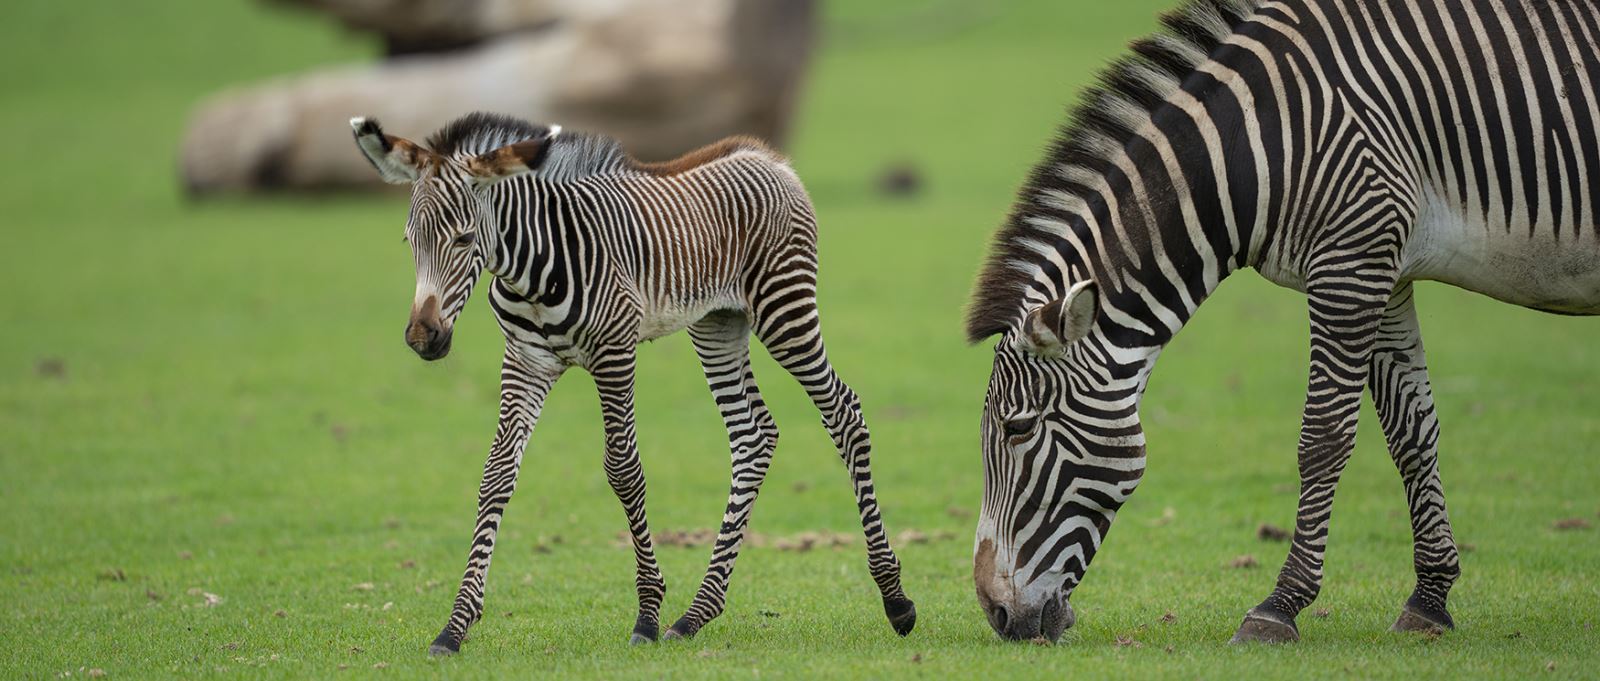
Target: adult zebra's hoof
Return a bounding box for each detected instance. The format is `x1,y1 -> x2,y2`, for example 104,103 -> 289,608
1391,603 -> 1453,633
1229,608 -> 1299,644
885,596 -> 917,636
630,619 -> 659,645
428,630 -> 460,656
663,616 -> 699,641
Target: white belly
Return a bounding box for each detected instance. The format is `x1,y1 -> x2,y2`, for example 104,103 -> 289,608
1404,190 -> 1600,314
637,292 -> 743,342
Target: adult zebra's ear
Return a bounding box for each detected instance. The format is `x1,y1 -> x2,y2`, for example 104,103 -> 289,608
465,125 -> 561,183
350,117 -> 431,184
1016,280 -> 1098,356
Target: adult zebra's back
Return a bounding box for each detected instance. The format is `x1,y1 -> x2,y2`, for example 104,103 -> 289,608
964,0 -> 1600,642
351,112 -> 915,654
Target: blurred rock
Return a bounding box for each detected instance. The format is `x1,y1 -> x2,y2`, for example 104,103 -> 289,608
181,0 -> 814,195
876,162 -> 923,197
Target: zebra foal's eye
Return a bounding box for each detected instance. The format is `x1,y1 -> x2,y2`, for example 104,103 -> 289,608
453,231 -> 477,246
1003,414 -> 1038,437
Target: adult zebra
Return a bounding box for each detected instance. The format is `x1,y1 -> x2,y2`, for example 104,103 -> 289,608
966,0 -> 1600,643
350,113 -> 915,654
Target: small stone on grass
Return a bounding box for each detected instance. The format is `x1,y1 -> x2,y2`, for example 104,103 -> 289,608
1256,523 -> 1291,542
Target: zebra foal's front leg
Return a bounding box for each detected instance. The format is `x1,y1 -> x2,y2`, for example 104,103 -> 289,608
665,311 -> 780,639
430,348 -> 563,655
1368,283 -> 1459,633
1231,269 -> 1396,644
590,346 -> 669,644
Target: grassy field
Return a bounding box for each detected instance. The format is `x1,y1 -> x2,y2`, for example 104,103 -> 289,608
2,1 -> 1597,678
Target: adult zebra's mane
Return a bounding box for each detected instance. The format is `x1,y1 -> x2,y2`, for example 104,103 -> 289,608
964,0 -> 1261,343
426,112 -> 776,181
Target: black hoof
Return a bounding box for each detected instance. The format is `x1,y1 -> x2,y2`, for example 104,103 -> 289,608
1392,602 -> 1454,633
1229,607 -> 1299,644
885,596 -> 917,637
428,629 -> 460,656
663,615 -> 699,641
630,619 -> 659,645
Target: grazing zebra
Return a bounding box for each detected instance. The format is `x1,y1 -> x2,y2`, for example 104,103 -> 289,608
966,0 -> 1600,643
350,112 -> 916,654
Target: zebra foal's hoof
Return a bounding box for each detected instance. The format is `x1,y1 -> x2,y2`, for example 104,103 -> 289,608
1229,608 -> 1299,644
1391,603 -> 1453,634
428,630 -> 460,656
885,596 -> 917,636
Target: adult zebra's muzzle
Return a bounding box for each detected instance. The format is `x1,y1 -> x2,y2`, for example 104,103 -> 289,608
406,296 -> 453,361
975,539 -> 1076,642
982,593 -> 1074,642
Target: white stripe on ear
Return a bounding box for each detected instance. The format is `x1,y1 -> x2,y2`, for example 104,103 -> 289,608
547,124 -> 562,138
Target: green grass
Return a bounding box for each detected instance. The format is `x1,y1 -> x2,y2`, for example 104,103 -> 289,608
2,1 -> 1597,678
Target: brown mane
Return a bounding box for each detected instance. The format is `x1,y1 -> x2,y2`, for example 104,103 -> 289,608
627,136 -> 780,176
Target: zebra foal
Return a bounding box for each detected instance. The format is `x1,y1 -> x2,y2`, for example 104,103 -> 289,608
350,112 -> 915,654
965,0 -> 1600,644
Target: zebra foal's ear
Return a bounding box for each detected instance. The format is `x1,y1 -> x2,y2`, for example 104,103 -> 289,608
1017,279 -> 1098,356
465,125 -> 561,183
350,117 -> 431,184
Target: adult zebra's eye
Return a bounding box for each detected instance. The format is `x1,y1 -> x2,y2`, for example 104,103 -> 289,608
453,231 -> 477,247
1003,414 -> 1038,437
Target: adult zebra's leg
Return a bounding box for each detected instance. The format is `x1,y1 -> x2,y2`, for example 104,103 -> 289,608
665,310 -> 780,639
753,301 -> 916,636
430,348 -> 563,655
591,346 -> 668,644
1232,268 -> 1396,644
1368,283 -> 1459,632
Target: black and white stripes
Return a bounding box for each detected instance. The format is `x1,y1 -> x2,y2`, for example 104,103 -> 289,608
966,0 -> 1599,643
352,112 -> 915,654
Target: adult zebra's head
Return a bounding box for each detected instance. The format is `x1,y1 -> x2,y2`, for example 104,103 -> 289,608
349,115 -> 559,360
969,279 -> 1147,642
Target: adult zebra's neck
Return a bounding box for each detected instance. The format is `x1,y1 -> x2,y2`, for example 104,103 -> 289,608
968,0 -> 1276,362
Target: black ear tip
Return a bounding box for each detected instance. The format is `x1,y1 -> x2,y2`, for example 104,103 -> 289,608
350,116 -> 383,137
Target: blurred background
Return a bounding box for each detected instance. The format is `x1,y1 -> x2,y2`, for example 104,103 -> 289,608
3,0 -> 1595,677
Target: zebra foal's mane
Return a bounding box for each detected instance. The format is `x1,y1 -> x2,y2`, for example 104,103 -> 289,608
965,0 -> 1262,343
424,111 -> 778,181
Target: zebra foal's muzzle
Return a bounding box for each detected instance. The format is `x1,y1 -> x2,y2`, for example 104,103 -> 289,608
406,295 -> 452,361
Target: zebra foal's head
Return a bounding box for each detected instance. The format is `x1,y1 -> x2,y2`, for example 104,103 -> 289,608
349,115 -> 559,360
968,279 -> 1147,642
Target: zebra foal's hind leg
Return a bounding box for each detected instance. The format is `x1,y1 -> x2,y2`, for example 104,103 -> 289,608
1368,283 -> 1459,633
751,291 -> 916,636
664,310 -> 781,639
589,345 -> 669,644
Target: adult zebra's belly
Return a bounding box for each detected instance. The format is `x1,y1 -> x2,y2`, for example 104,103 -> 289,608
1404,196 -> 1600,315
